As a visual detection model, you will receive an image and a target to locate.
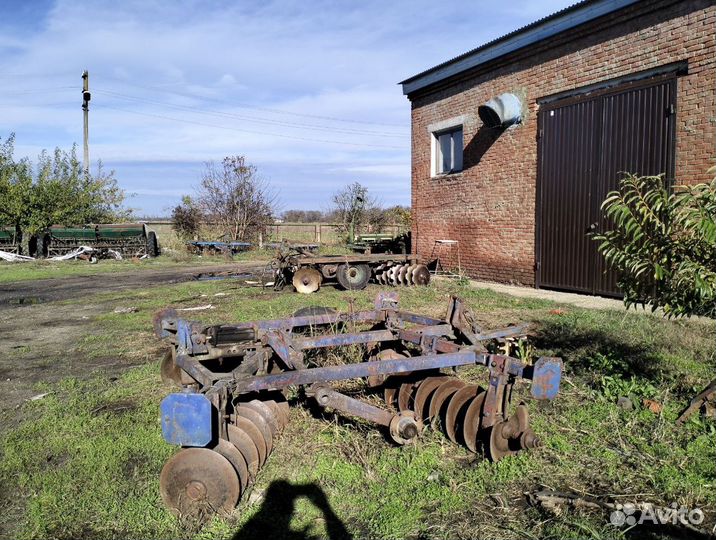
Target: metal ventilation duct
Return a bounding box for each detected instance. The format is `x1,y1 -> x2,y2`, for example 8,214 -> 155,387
478,93 -> 523,128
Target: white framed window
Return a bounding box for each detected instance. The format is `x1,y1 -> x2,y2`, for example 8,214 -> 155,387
431,125 -> 463,176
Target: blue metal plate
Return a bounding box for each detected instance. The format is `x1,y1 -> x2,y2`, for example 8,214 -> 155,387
531,357 -> 562,400
160,392 -> 213,447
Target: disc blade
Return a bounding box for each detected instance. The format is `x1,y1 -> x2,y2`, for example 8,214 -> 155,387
398,265 -> 408,286
227,424 -> 260,479
234,415 -> 267,466
293,268 -> 321,294
160,448 -> 240,517
444,384 -> 480,444
428,379 -> 465,428
398,380 -> 418,412
412,264 -> 431,286
413,375 -> 446,422
213,438 -> 249,493
235,405 -> 274,456
463,391 -> 486,453
244,400 -> 280,436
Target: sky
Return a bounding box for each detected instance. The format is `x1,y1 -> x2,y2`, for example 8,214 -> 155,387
0,0 -> 576,217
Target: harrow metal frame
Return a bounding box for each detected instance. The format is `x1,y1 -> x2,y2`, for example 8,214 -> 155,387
154,292 -> 562,515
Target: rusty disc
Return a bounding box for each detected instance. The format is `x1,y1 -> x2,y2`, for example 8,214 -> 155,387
234,415 -> 267,466
444,384 -> 481,444
213,438 -> 249,493
397,380 -> 419,411
428,378 -> 465,428
235,405 -> 273,456
160,349 -> 182,386
405,265 -> 417,286
244,400 -> 280,436
488,422 -> 516,462
227,424 -> 260,479
293,268 -> 322,294
264,400 -> 287,430
374,264 -> 385,284
398,265 -> 409,286
159,448 -> 240,517
463,390 -> 486,453
413,375 -> 446,422
411,264 -> 431,286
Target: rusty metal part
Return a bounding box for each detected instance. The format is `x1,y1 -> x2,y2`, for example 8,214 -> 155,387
413,375 -> 446,422
243,400 -> 279,436
676,378 -> 716,425
227,424 -> 260,478
312,385 -> 393,427
235,405 -> 273,456
160,448 -> 240,517
156,293 -> 563,514
293,267 -> 322,294
233,415 -> 267,466
444,384 -> 481,444
487,404 -> 538,461
463,390 -> 486,453
320,263 -> 338,279
411,264 -> 431,286
160,348 -> 195,386
398,378 -> 422,411
389,410 -> 422,445
428,378 -> 466,426
336,263 -> 371,290
213,438 -> 249,493
397,264 -> 408,285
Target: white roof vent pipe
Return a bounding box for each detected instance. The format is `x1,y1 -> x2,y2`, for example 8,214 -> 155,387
478,93 -> 522,128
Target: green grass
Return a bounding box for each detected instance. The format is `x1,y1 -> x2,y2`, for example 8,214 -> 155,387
1,280 -> 714,539
0,245 -> 353,283
0,256 -> 217,283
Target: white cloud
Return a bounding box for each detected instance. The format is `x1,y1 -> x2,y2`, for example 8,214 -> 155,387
0,0 -> 576,214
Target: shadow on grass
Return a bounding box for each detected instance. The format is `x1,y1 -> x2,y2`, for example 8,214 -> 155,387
535,320 -> 669,382
231,480 -> 352,540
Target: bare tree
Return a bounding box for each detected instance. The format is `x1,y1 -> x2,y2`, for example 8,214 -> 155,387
196,156 -> 277,242
330,182 -> 393,240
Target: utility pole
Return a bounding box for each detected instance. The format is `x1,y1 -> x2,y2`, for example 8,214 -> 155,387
82,70 -> 91,175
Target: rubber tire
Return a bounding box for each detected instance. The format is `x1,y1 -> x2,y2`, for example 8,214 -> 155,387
146,231 -> 159,257
336,263 -> 371,290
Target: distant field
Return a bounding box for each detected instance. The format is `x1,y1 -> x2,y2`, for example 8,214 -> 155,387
0,277 -> 714,539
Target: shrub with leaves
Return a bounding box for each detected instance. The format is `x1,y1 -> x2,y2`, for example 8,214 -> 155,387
594,172 -> 716,317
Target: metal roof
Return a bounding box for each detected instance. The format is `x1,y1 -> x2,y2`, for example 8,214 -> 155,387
400,0 -> 641,96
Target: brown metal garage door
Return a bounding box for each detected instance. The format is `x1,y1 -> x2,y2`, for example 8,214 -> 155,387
536,75 -> 676,296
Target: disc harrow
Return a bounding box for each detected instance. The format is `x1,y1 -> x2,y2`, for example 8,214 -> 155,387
270,244 -> 430,293
154,292 -> 562,517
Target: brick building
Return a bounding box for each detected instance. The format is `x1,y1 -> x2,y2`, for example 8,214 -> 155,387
401,0 -> 715,295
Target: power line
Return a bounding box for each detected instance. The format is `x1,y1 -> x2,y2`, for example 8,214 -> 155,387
98,75 -> 407,129
97,104 -> 406,150
92,88 -> 407,138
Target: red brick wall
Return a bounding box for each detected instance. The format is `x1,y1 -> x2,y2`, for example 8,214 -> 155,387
409,0 -> 716,286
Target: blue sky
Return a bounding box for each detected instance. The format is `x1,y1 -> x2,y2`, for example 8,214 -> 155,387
1,0 -> 575,217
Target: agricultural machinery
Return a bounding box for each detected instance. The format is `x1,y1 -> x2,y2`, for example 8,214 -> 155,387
271,244 -> 431,293
154,292 -> 562,517
45,223 -> 158,257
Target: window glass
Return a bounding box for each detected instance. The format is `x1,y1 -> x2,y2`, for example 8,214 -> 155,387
433,126 -> 463,175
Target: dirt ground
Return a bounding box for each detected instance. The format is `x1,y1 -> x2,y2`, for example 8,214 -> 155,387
0,262 -> 262,429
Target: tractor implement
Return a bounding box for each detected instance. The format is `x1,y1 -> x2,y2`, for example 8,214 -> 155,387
154,293 -> 562,517
271,244 -> 431,293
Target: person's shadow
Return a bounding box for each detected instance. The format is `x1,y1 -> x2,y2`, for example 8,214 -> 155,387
231,480 -> 353,540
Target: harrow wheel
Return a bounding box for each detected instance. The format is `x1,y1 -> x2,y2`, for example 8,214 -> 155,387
159,448 -> 240,517
336,263 -> 371,290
